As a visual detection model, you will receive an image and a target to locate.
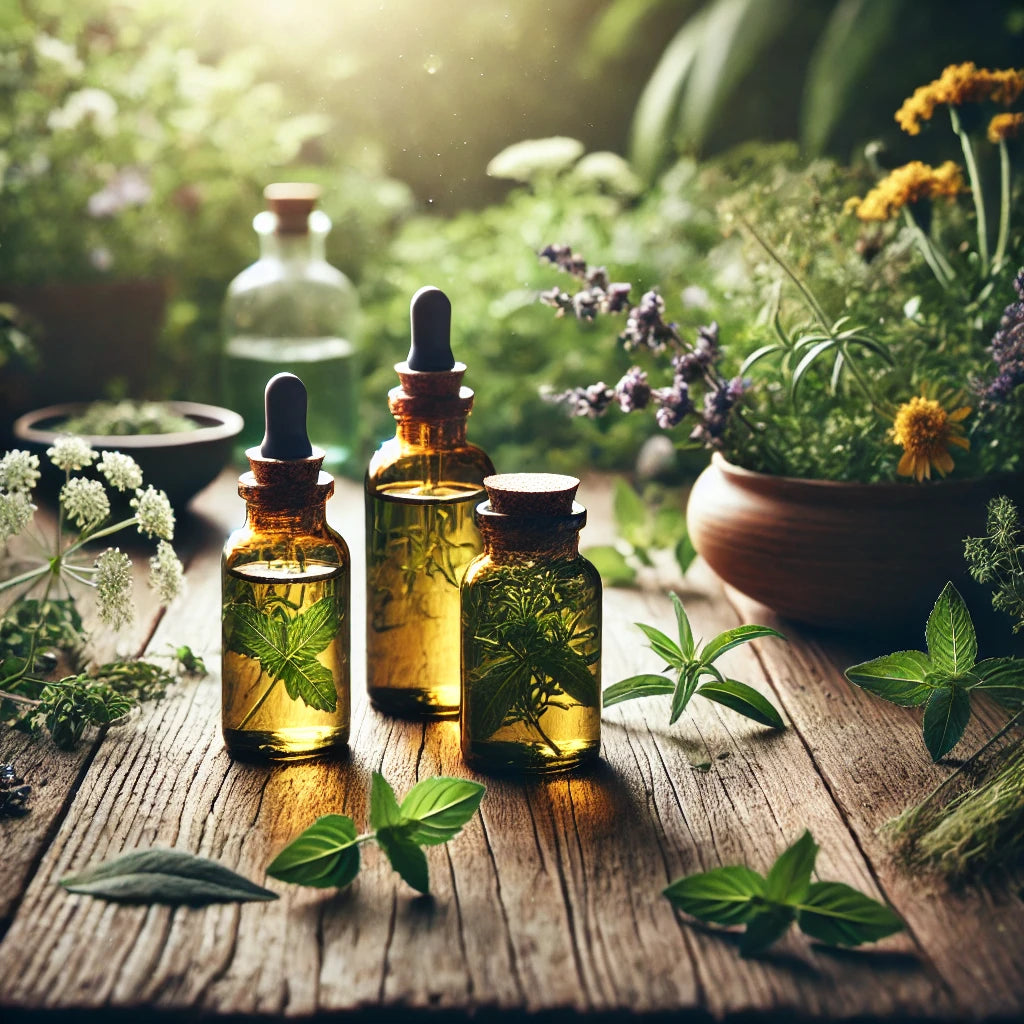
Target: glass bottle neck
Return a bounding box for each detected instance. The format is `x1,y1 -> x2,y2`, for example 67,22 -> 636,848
245,502 -> 329,534
257,228 -> 325,263
395,417 -> 468,449
480,529 -> 580,561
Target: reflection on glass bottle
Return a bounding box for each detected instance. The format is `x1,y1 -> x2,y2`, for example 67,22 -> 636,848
461,474 -> 601,774
221,373 -> 350,760
365,287 -> 494,718
222,183 -> 360,473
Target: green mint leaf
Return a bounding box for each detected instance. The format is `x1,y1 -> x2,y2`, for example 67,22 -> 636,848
700,625 -> 786,664
738,905 -> 796,957
922,685 -> 972,761
972,657 -> 1024,709
531,643 -> 599,708
764,830 -> 818,903
377,828 -> 430,894
670,591 -> 695,659
583,544 -> 636,587
652,503 -> 687,549
925,583 -> 977,676
669,665 -> 700,725
370,772 -> 405,832
636,622 -> 686,668
796,881 -> 904,946
844,650 -> 935,706
674,532 -> 697,577
602,674 -> 674,707
613,477 -> 650,548
284,595 -> 338,661
398,776 -> 486,846
61,847 -> 277,904
228,603 -> 288,668
696,678 -> 785,729
467,654 -> 527,740
663,865 -> 766,925
267,815 -> 361,889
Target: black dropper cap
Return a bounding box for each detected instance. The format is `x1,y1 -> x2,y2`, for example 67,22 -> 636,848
260,372 -> 313,460
406,286 -> 455,371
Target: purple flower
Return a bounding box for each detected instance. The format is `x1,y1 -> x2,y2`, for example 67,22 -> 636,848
976,267 -> 1024,412
614,366 -> 651,412
539,243 -> 587,279
604,282 -> 632,313
651,382 -> 692,429
553,382 -> 615,419
622,290 -> 676,352
690,376 -> 749,448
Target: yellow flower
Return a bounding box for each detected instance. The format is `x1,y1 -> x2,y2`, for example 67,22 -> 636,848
846,161 -> 965,221
890,396 -> 970,482
895,62 -> 1024,135
988,112 -> 1024,143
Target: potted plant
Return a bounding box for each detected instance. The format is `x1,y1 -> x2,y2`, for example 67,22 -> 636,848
540,63 -> 1024,635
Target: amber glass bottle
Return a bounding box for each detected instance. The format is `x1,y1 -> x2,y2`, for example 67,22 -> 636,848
222,373 -> 350,760
461,473 -> 601,773
365,287 -> 494,718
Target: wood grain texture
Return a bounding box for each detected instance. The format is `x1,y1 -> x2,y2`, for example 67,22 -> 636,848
1,471 -> 1021,1021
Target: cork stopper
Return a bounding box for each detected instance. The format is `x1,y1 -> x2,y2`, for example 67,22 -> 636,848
264,182 -> 321,235
484,473 -> 580,516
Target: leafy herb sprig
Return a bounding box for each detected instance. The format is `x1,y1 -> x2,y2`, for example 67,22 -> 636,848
665,831 -> 904,957
603,592 -> 785,729
845,583 -> 1024,761
964,495 -> 1024,633
268,773 -> 486,894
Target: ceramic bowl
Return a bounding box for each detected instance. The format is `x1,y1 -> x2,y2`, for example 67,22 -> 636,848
13,401 -> 244,510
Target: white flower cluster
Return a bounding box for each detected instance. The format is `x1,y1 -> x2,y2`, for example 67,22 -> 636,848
131,486 -> 175,540
149,540 -> 184,605
97,451 -> 143,492
95,548 -> 134,629
60,477 -> 110,530
47,436 -> 97,472
0,450 -> 40,543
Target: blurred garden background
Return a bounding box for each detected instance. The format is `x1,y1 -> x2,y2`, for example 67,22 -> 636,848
2,0 -> 1023,478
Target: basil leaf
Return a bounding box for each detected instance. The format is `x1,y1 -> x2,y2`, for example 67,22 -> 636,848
602,674 -> 674,707
670,591 -> 695,659
669,665 -> 700,725
844,650 -> 935,706
925,583 -> 977,676
696,678 -> 785,729
738,905 -> 796,958
797,881 -> 904,946
398,777 -> 486,846
972,657 -> 1024,709
377,828 -> 430,894
267,814 -> 362,889
674,532 -> 697,578
636,622 -> 686,668
370,771 -> 405,831
922,685 -> 972,762
583,545 -> 636,587
700,624 -> 786,664
664,865 -> 766,925
764,830 -> 818,903
613,477 -> 650,548
61,847 -> 277,904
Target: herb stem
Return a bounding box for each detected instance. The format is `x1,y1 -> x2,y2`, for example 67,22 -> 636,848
950,106 -> 989,276
993,138 -> 1012,273
235,677 -> 282,731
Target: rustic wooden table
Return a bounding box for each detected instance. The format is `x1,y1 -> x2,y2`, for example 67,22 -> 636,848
1,469 -> 1022,1023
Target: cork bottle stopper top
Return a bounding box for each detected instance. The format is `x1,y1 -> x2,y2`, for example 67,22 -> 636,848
264,182 -> 321,234
484,473 -> 580,516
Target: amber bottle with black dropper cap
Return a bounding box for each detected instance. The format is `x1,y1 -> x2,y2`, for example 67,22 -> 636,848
365,286 -> 495,718
221,372 -> 351,760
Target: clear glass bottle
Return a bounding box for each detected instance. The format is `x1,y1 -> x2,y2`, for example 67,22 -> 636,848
365,286 -> 495,718
461,473 -> 602,773
222,183 -> 360,474
222,373 -> 350,760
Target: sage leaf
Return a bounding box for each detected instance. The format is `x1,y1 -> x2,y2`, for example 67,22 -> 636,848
267,814 -> 362,889
636,622 -> 686,668
972,657 -> 1024,709
398,776 -> 486,846
669,665 -> 700,725
61,847 -> 277,905
670,591 -> 694,659
738,905 -> 796,958
700,624 -> 787,664
663,865 -> 765,925
696,678 -> 785,729
797,881 -> 904,946
377,828 -> 430,894
844,650 -> 935,706
370,771 -> 405,831
922,685 -> 972,761
602,674 -> 675,707
925,583 -> 977,677
763,830 -> 817,903
583,544 -> 636,587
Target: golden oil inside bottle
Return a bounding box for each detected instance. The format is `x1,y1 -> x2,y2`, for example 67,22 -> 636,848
222,559 -> 349,760
366,481 -> 483,717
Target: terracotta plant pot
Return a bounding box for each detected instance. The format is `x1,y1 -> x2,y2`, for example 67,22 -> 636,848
686,452 -> 1024,635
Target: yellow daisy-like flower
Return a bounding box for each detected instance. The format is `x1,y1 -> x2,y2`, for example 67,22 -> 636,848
890,396 -> 970,482
895,62 -> 1024,135
846,160 -> 965,222
988,111 -> 1024,143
